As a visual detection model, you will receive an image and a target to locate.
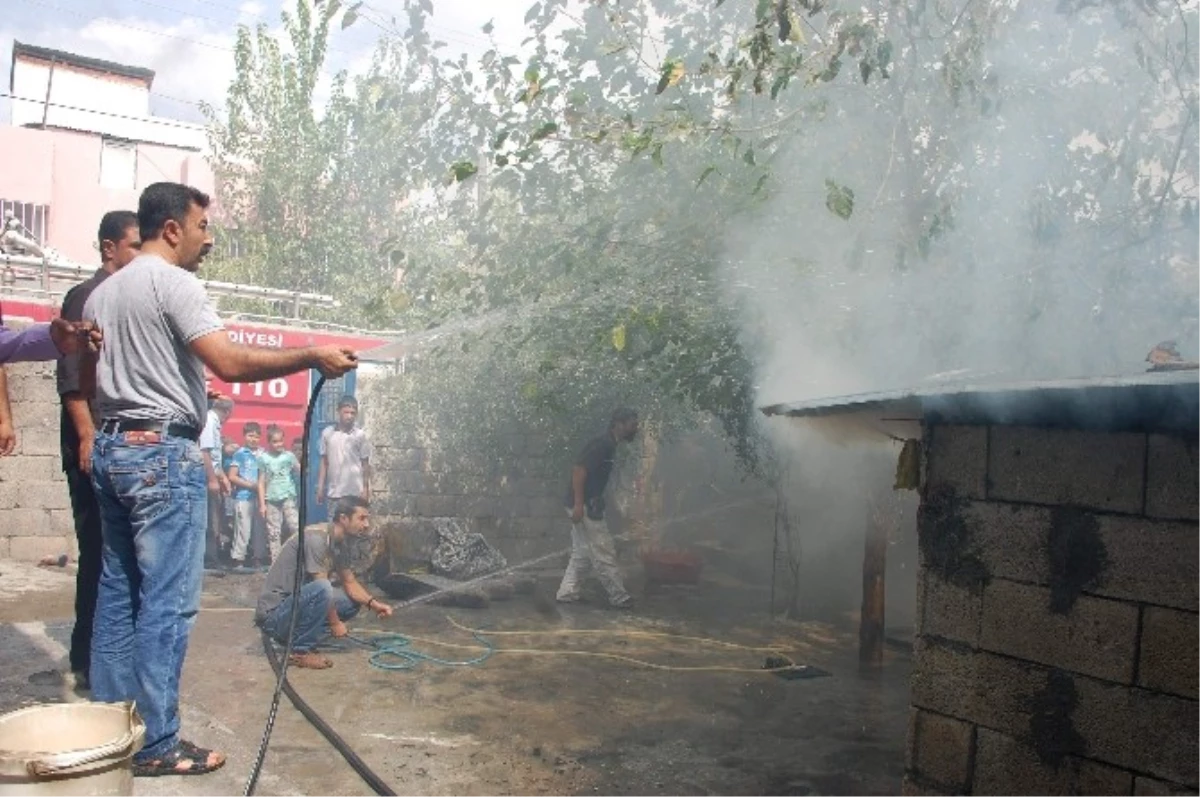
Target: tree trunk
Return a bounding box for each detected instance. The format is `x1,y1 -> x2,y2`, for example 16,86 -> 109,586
859,515 -> 887,668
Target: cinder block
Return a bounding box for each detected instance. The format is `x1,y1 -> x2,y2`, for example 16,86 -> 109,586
1071,677 -> 1199,786
966,501 -> 1051,585
907,709 -> 974,791
9,534 -> 71,561
1094,516 -> 1198,611
927,425 -> 988,500
14,480 -> 71,511
973,727 -> 1132,795
48,509 -> 75,535
0,456 -> 61,482
921,573 -> 982,645
1145,435 -> 1199,521
1134,776 -> 1200,795
987,427 -> 1145,513
900,776 -> 951,796
910,639 -> 1044,738
528,497 -> 565,518
1137,607 -> 1199,699
4,508 -> 56,536
0,483 -> 21,510
16,428 -> 64,457
980,579 -> 1139,683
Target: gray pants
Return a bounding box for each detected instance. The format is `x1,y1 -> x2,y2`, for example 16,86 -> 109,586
232,500 -> 267,563
264,498 -> 299,562
556,511 -> 630,606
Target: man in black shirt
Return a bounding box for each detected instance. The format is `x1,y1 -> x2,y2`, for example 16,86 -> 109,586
556,407 -> 639,608
58,210 -> 141,688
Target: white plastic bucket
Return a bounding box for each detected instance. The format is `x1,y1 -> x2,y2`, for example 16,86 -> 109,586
0,701 -> 145,796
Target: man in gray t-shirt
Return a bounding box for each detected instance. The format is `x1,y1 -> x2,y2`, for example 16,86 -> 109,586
256,498 -> 393,670
82,182 -> 360,778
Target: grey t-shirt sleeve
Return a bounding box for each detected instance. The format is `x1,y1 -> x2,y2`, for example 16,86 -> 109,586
318,426 -> 330,456
304,533 -> 330,575
357,431 -> 372,461
158,267 -> 224,345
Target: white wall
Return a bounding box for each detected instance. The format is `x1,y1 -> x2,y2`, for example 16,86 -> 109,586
11,58 -> 206,151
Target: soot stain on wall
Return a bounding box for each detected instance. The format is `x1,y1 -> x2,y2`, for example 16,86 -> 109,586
1028,668 -> 1085,767
1046,507 -> 1109,614
918,484 -> 991,593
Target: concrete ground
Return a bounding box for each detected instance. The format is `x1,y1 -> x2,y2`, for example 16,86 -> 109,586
0,557 -> 911,796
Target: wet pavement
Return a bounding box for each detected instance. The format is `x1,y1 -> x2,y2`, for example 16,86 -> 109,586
0,559 -> 910,796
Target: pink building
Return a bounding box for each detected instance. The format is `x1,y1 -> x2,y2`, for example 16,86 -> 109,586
1,42 -> 214,265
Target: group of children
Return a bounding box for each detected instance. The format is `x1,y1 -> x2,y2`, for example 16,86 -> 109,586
216,423 -> 303,571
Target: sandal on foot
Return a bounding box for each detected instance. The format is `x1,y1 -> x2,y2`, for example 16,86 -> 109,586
289,651 -> 333,669
133,740 -> 225,777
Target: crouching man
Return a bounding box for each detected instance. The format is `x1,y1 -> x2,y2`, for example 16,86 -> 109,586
254,497 -> 393,669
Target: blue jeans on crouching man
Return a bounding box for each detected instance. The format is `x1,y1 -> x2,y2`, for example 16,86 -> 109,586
261,581 -> 359,651
89,430 -> 207,763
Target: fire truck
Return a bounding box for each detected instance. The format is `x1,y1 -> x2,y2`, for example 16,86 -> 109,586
0,214 -> 393,522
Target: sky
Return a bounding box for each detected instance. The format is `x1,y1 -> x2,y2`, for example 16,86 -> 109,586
0,0 -> 534,124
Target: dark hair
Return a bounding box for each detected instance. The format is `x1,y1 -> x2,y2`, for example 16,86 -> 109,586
243,421 -> 261,435
332,496 -> 369,523
138,182 -> 210,242
210,397 -> 233,413
97,210 -> 138,248
338,395 -> 358,410
610,407 -> 638,427
265,424 -> 283,439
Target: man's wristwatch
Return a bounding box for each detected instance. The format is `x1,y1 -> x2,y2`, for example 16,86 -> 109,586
365,598 -> 377,611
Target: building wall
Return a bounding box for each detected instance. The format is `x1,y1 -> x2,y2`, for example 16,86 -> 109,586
0,126 -> 214,263
11,55 -> 206,150
906,424 -> 1199,795
0,357 -> 75,562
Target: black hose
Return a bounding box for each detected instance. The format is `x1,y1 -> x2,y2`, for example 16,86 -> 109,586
241,374 -> 396,796
260,627 -> 397,796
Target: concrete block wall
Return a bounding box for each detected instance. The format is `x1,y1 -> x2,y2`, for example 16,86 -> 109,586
0,360 -> 76,561
367,430 -> 569,565
906,424 -> 1199,796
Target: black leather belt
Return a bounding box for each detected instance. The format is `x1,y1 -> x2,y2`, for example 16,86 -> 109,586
99,419 -> 201,442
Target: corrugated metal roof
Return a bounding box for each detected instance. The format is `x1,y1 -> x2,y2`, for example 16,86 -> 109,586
760,370 -> 1199,434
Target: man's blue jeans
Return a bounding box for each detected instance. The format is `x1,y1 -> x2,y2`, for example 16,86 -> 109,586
89,430 -> 207,762
261,580 -> 359,652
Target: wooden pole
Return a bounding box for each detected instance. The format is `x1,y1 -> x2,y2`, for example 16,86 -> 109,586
859,507 -> 887,667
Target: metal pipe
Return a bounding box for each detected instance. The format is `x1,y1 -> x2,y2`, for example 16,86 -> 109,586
0,251 -> 337,308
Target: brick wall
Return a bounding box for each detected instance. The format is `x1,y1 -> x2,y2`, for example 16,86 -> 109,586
0,359 -> 76,561
906,424 -> 1198,795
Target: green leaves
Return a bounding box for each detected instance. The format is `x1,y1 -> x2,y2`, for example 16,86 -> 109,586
656,58 -> 686,95
341,1 -> 361,29
529,122 -> 559,142
449,161 -> 478,183
481,19 -> 494,35
824,179 -> 854,220
611,324 -> 627,352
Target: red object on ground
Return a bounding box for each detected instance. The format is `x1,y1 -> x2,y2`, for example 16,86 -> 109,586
640,546 -> 704,584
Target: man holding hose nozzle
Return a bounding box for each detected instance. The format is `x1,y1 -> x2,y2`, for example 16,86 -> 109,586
80,182 -> 359,778
255,497 -> 393,670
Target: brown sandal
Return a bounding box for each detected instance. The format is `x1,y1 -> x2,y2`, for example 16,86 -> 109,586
289,651 -> 334,669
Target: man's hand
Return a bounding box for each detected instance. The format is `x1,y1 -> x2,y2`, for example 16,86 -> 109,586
330,619 -> 349,638
78,437 -> 94,475
311,346 -> 358,378
571,503 -> 585,523
370,599 -> 393,619
218,473 -> 231,497
0,419 -> 15,456
315,489 -> 325,505
50,318 -> 102,356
